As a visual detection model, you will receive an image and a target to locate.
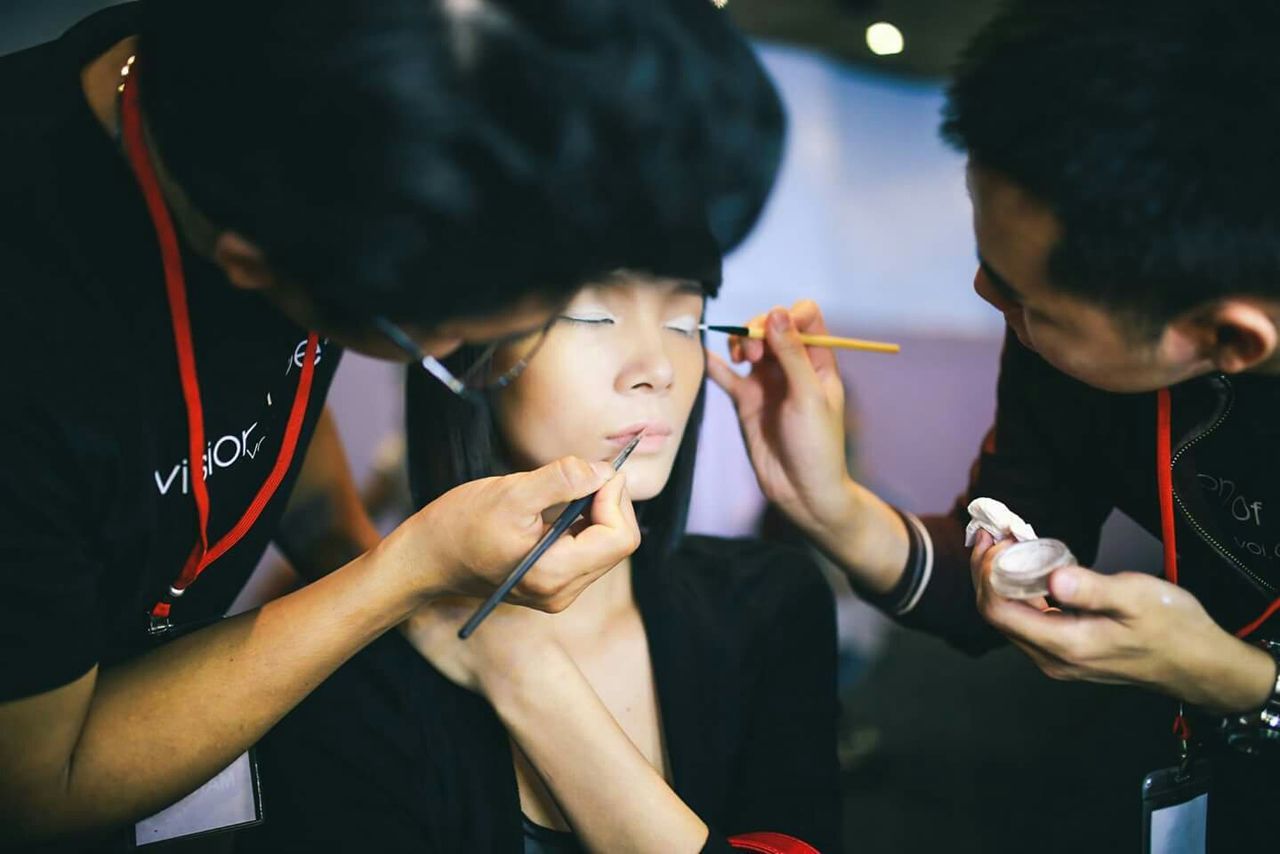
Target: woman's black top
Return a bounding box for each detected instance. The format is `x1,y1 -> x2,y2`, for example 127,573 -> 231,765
237,536 -> 842,853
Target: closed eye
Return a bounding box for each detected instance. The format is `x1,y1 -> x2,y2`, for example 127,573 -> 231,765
560,315 -> 615,326
665,315 -> 699,337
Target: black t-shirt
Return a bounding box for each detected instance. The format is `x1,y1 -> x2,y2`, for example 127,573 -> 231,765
236,537 -> 843,854
1192,373 -> 1280,596
0,5 -> 341,702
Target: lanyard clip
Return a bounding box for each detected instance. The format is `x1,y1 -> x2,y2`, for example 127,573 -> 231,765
1174,703 -> 1194,777
148,601 -> 174,636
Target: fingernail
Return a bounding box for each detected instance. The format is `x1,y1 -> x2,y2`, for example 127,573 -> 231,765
770,309 -> 789,333
591,461 -> 614,481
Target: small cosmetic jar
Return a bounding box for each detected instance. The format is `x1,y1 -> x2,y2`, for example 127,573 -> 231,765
990,538 -> 1076,599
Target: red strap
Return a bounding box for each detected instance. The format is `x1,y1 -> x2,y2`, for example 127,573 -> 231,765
1156,389 -> 1178,586
1236,595 -> 1280,639
120,63 -> 318,616
121,72 -> 213,567
1156,387 -> 1280,638
728,832 -> 821,854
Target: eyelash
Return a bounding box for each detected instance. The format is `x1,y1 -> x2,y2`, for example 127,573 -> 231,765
560,316 -> 699,337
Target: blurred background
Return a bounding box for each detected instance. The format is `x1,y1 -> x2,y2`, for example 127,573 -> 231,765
4,3 -> 1171,851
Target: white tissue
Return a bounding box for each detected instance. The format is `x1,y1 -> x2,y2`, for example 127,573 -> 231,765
964,497 -> 1038,546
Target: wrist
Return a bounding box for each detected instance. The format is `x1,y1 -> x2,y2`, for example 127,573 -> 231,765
366,524 -> 452,609
804,473 -> 859,536
1216,638 -> 1280,755
806,478 -> 909,596
1190,634 -> 1276,714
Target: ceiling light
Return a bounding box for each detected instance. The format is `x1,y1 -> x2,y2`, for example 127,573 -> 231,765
866,21 -> 905,56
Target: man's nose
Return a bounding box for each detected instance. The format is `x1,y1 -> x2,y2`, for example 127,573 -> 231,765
973,266 -> 1017,313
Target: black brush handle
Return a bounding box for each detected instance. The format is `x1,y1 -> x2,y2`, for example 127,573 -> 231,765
457,492 -> 594,639
702,324 -> 752,336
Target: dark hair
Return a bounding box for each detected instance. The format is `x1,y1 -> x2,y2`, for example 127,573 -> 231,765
405,277 -> 708,566
138,0 -> 782,328
942,0 -> 1280,328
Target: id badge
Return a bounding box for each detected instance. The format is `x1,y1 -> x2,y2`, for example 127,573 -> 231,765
1141,759 -> 1210,854
133,749 -> 263,847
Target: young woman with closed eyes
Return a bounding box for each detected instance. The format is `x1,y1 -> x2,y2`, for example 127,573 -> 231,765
241,269 -> 842,854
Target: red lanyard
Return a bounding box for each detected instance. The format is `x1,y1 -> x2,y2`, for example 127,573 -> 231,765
120,64 -> 319,629
1156,388 -> 1280,639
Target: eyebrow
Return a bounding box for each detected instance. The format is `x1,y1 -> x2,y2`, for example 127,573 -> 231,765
673,281 -> 706,296
977,256 -> 1023,305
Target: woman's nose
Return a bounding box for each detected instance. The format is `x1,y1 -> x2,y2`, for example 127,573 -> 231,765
616,332 -> 676,392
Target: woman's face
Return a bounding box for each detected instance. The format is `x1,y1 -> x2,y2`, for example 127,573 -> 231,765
490,275 -> 706,501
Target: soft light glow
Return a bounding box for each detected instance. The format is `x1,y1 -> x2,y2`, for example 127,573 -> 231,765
866,22 -> 905,56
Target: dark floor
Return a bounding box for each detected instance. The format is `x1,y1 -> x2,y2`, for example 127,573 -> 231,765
840,627 -> 1174,854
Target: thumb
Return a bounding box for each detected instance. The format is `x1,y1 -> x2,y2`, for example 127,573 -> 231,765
1047,566 -> 1125,615
510,456 -> 613,512
763,308 -> 822,399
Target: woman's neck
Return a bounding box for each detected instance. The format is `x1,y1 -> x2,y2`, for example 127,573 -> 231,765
550,555 -> 636,646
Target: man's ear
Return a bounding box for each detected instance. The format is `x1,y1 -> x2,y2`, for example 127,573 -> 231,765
213,232 -> 275,291
1168,300 -> 1279,375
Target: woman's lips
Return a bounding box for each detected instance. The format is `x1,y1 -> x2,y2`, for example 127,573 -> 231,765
606,422 -> 673,453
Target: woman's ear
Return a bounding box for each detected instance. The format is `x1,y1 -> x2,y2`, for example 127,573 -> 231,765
213,231 -> 276,291
1173,299 -> 1280,375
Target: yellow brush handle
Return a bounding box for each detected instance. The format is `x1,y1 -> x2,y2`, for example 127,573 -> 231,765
746,329 -> 900,354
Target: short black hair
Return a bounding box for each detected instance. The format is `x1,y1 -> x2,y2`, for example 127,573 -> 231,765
942,0 -> 1280,327
138,0 -> 781,327
404,276 -> 710,567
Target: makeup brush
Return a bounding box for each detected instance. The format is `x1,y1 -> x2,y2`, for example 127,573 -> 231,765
700,324 -> 900,354
458,431 -> 645,639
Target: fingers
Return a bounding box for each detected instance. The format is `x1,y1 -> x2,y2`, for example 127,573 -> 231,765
1047,566 -> 1145,617
728,310 -> 770,363
705,349 -> 746,404
508,455 -> 614,514
969,531 -> 1011,589
1009,637 -> 1076,681
982,592 -> 1082,655
789,299 -> 839,373
970,529 -> 996,564
761,307 -> 824,400
790,299 -> 831,335
517,473 -> 640,610
727,302 -> 839,373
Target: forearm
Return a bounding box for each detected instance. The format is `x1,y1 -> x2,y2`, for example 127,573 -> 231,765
804,476 -> 909,596
9,547 -> 423,840
817,492 -> 1001,651
486,650 -> 708,854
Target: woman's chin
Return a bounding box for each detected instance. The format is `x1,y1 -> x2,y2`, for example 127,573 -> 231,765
620,468 -> 670,503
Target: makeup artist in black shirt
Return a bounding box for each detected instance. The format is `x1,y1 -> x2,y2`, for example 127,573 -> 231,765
0,1 -> 783,848
709,1 -> 1280,848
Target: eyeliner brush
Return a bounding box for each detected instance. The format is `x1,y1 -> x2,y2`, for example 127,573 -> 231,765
699,324 -> 900,354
